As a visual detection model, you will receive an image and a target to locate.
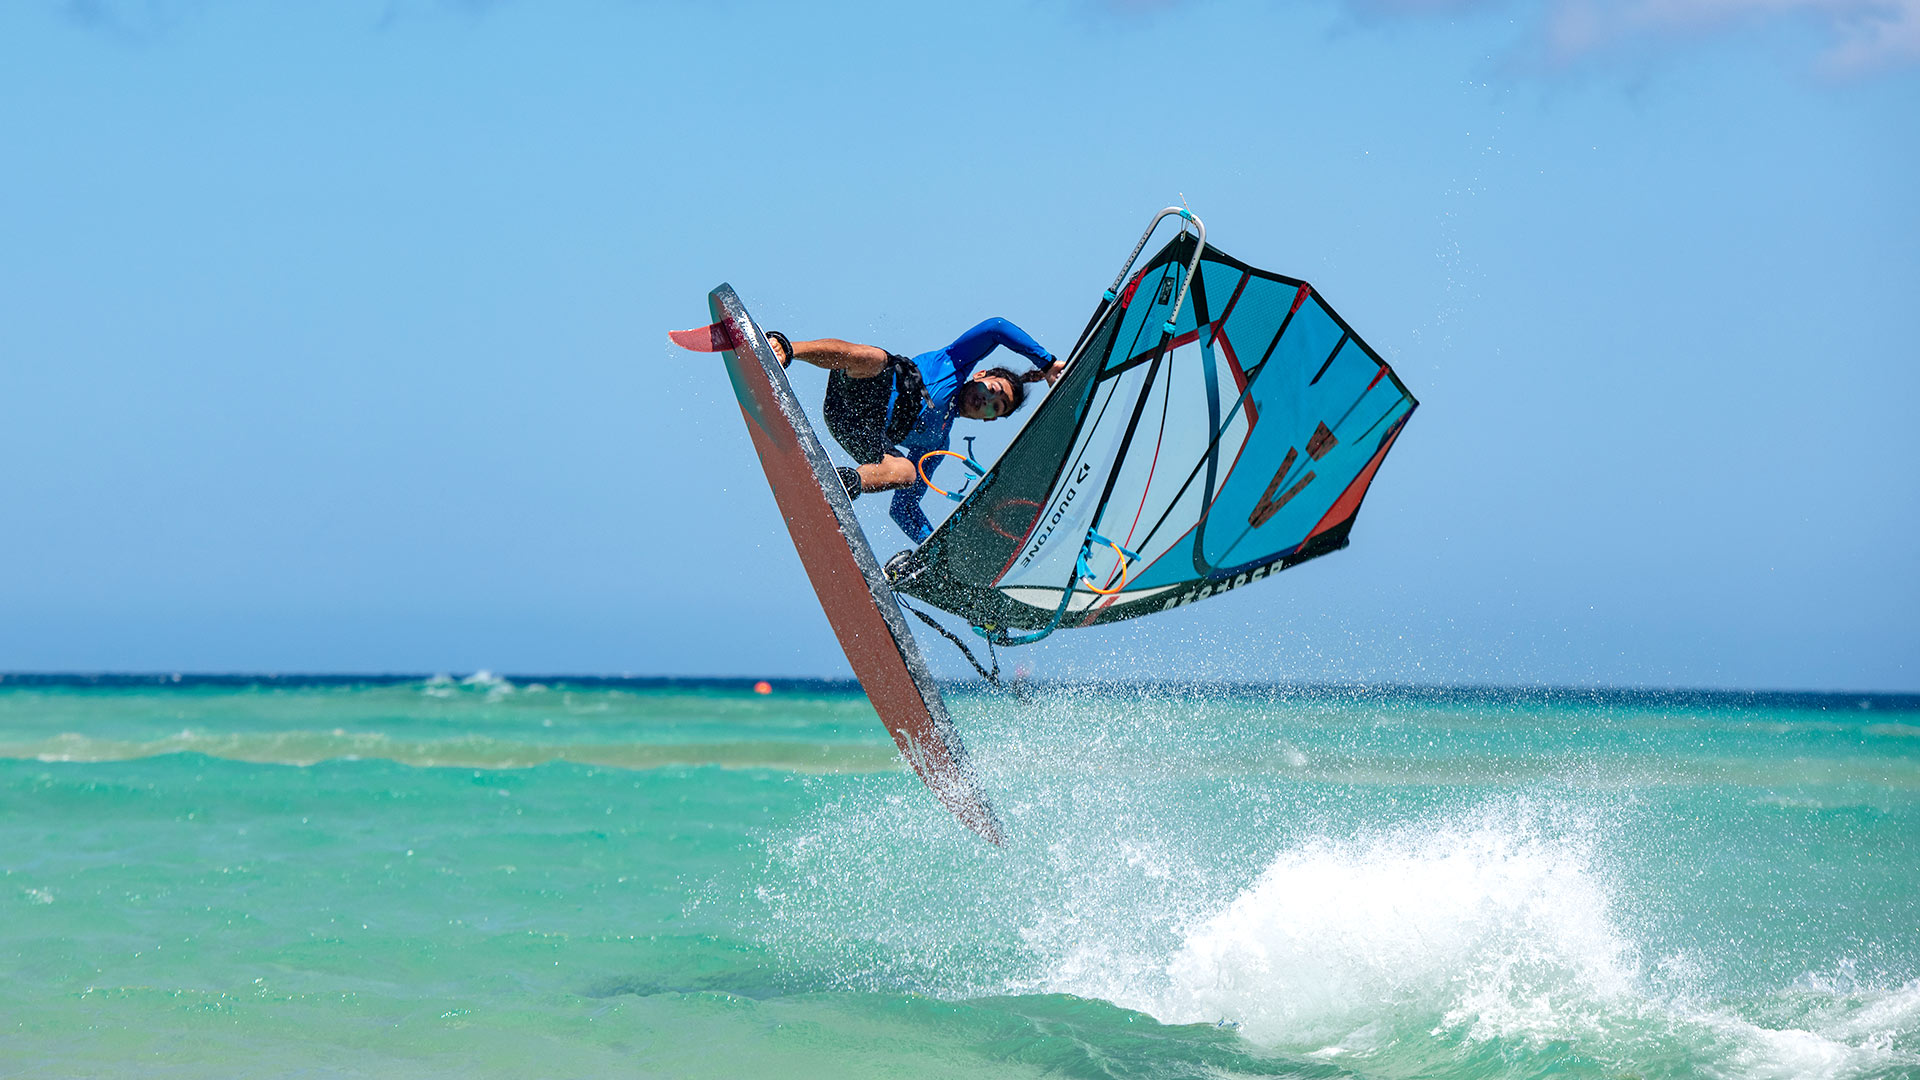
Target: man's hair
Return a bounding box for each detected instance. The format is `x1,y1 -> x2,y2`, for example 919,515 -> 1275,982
979,366 -> 1042,412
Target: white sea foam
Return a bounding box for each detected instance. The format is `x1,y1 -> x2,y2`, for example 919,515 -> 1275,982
754,688 -> 1920,1078
1019,801 -> 1920,1077
1146,808 -> 1635,1048
1685,977 -> 1920,1080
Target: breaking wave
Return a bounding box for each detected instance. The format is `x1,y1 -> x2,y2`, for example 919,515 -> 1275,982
757,731 -> 1920,1080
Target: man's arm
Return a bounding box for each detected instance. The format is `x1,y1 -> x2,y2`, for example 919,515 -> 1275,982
945,318 -> 1062,383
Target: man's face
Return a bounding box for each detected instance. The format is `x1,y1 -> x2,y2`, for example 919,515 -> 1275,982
959,373 -> 1016,421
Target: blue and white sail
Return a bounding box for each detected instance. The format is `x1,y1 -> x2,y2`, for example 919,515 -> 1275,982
892,216 -> 1417,639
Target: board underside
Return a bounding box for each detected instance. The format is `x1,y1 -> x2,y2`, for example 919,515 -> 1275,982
707,284 -> 1003,844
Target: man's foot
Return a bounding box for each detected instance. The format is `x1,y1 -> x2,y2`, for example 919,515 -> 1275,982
884,549 -> 916,583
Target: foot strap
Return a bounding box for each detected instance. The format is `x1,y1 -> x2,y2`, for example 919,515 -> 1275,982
766,330 -> 793,366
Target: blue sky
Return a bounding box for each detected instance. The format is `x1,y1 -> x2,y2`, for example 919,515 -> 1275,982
2,0 -> 1914,689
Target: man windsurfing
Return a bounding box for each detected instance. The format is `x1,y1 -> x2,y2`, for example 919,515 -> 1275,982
763,319 -> 1063,542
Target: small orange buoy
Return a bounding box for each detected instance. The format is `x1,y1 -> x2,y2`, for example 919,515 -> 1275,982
752,680 -> 773,695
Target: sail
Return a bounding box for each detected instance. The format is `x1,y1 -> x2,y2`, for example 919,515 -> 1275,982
891,231 -> 1417,634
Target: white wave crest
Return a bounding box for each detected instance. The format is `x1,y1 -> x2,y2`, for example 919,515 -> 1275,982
1146,807 -> 1636,1047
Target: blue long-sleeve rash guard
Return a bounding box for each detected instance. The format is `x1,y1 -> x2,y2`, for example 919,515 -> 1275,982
886,318 -> 1054,543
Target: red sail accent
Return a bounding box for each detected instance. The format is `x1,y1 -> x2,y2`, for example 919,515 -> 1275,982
1289,283 -> 1312,316
1117,328 -> 1200,370
1213,326 -> 1259,426
1214,327 -> 1258,428
1211,271 -> 1259,431
1306,422 -> 1407,540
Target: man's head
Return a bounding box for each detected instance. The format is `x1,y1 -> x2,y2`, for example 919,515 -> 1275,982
958,367 -> 1026,421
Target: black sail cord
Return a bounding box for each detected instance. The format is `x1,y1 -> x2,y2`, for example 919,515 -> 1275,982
899,600 -> 1033,703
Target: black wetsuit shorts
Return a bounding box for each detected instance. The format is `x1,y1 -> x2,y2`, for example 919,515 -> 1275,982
822,353 -> 926,465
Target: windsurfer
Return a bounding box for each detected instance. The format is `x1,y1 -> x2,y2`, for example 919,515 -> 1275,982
765,319 -> 1065,542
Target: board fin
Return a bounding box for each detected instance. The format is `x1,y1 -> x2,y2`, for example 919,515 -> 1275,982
669,322 -> 733,352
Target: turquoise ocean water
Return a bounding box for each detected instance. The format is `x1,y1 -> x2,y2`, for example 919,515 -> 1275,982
2,675 -> 1916,1079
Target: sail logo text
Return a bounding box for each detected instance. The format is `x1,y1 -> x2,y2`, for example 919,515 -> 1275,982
1160,562 -> 1275,610
1020,463 -> 1095,569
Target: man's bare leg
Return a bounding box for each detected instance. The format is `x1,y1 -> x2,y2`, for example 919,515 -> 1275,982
774,337 -> 889,379
833,455 -> 916,498
857,454 -> 917,492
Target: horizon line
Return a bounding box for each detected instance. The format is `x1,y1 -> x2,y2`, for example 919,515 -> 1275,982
1,671 -> 1915,706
